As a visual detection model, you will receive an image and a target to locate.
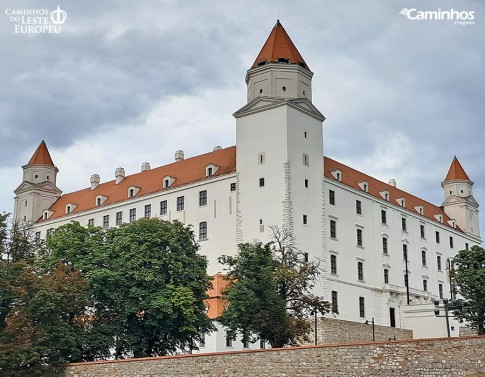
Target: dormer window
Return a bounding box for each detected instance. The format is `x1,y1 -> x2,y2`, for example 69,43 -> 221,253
96,195 -> 108,206
358,181 -> 369,192
205,164 -> 220,177
331,170 -> 342,181
257,60 -> 267,67
127,186 -> 141,198
277,58 -> 290,64
397,197 -> 405,207
434,214 -> 443,223
415,206 -> 424,215
43,212 -> 48,220
162,176 -> 175,188
65,203 -> 77,214
380,191 -> 389,201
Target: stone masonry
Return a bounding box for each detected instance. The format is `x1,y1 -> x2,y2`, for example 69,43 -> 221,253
64,336 -> 484,377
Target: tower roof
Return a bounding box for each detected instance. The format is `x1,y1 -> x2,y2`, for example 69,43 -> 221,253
444,156 -> 470,181
251,20 -> 310,71
28,140 -> 55,166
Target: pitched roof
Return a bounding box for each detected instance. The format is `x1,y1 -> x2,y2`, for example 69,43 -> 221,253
444,156 -> 470,181
324,157 -> 460,231
204,274 -> 229,319
28,140 -> 55,166
38,143 -> 461,233
251,20 -> 310,71
39,146 -> 236,221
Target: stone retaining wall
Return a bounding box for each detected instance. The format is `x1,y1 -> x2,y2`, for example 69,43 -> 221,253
64,336 -> 484,377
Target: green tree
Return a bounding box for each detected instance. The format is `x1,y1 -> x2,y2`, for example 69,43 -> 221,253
452,245 -> 485,335
45,218 -> 213,358
219,227 -> 331,348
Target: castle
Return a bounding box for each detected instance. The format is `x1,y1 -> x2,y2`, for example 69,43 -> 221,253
14,21 -> 481,351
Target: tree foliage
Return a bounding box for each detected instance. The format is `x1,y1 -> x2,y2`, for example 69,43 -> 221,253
44,218 -> 213,358
452,245 -> 485,335
1,215 -> 213,375
219,227 -> 331,348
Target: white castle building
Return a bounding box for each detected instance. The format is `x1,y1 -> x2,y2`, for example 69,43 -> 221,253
14,21 -> 481,350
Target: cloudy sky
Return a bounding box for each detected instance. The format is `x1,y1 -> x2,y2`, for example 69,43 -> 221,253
1,0 -> 484,231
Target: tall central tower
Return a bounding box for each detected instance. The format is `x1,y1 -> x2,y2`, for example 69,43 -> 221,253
234,21 -> 326,268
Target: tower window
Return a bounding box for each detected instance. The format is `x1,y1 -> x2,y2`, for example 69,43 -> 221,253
382,237 -> 388,254
422,250 -> 427,266
303,214 -> 308,225
259,89 -> 263,94
437,255 -> 442,271
357,261 -> 364,281
384,269 -> 389,284
356,200 -> 362,215
277,58 -> 289,63
331,255 -> 337,274
330,220 -> 337,239
359,297 -> 365,318
304,179 -> 309,188
329,190 -> 335,205
423,279 -> 428,292
282,86 -> 286,92
357,229 -> 363,247
259,178 -> 265,187
303,154 -> 309,166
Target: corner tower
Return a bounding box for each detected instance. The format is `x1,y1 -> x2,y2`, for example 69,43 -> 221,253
246,20 -> 313,103
441,156 -> 480,241
234,21 -> 325,272
14,140 -> 62,224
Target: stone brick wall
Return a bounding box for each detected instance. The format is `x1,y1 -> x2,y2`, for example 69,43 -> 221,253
64,336 -> 484,377
301,317 -> 413,345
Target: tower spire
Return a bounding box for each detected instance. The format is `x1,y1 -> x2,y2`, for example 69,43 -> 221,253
28,140 -> 55,166
444,156 -> 470,181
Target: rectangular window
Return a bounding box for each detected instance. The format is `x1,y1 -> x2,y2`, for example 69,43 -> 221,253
381,210 -> 387,224
439,283 -> 443,299
437,255 -> 442,271
303,153 -> 309,166
88,218 -> 94,226
160,200 -> 167,215
129,208 -> 136,223
303,214 -> 308,225
436,231 -> 440,243
230,183 -> 236,192
330,255 -> 337,274
465,243 -> 469,250
423,279 -> 428,292
199,190 -> 207,206
259,178 -> 265,187
356,200 -> 362,215
103,215 -> 109,230
330,220 -> 336,239
449,236 -> 454,248
422,250 -> 427,266
420,225 -> 425,238
359,297 -> 365,318
329,190 -> 335,205
116,212 -> 122,225
144,204 -> 151,218
304,179 -> 309,188
177,196 -> 184,211
199,221 -> 207,240
35,231 -> 41,242
382,237 -> 388,254
384,269 -> 389,284
357,229 -> 363,247
402,244 -> 408,260
225,332 -> 233,347
331,291 -> 338,313
258,153 -> 265,165
46,228 -> 53,237
304,252 -> 309,263
401,218 -> 407,232
357,261 -> 364,281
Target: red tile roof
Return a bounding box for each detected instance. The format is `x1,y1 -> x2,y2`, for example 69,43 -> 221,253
37,142 -> 461,233
444,156 -> 470,181
251,20 -> 309,71
324,157 -> 460,231
39,146 -> 236,221
204,274 -> 230,319
28,140 -> 55,166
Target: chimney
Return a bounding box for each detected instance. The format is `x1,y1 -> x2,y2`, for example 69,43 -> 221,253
213,146 -> 222,151
90,174 -> 100,190
115,167 -> 125,184
141,162 -> 151,172
388,179 -> 396,187
175,150 -> 184,162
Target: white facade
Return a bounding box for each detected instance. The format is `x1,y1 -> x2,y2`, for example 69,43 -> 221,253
14,21 -> 481,349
